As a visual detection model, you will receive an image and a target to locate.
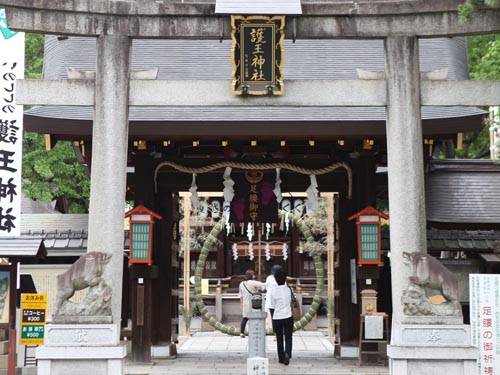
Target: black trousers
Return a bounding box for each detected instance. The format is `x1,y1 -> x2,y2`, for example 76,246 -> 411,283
273,317 -> 293,362
269,308 -> 275,332
240,317 -> 248,334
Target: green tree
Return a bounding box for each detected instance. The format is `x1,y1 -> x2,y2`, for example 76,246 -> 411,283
468,34 -> 500,81
443,33 -> 500,159
25,33 -> 44,79
22,133 -> 90,213
23,33 -> 91,212
459,0 -> 500,22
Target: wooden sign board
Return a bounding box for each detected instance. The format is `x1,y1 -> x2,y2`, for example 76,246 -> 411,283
231,16 -> 285,96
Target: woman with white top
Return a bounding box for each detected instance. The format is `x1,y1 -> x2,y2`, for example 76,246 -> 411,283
265,264 -> 283,322
239,269 -> 265,337
270,269 -> 293,365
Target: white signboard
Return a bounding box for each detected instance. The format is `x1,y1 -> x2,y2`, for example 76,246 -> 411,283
470,274 -> 500,375
0,9 -> 24,236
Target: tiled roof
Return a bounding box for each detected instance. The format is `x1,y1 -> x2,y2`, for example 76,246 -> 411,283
21,194 -> 58,214
24,36 -> 486,123
425,160 -> 500,224
382,228 -> 500,252
0,236 -> 47,258
21,214 -> 89,232
19,214 -> 129,256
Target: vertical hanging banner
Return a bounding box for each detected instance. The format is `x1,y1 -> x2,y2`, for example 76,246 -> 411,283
470,274 -> 500,375
231,16 -> 285,96
0,9 -> 24,236
230,171 -> 278,223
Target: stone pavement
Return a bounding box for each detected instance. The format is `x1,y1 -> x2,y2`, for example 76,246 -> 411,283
124,331 -> 389,375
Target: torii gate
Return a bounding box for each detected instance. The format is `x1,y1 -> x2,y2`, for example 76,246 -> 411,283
1,1 -> 500,374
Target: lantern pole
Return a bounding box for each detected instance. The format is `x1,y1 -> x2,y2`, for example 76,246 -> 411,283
183,194 -> 192,336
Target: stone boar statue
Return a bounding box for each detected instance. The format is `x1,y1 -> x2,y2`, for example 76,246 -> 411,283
54,251 -> 112,316
402,251 -> 460,306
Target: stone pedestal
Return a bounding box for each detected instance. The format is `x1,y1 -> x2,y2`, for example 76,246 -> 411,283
151,343 -> 177,359
247,311 -> 268,375
246,357 -> 269,375
387,323 -> 478,375
36,324 -> 126,375
248,311 -> 267,358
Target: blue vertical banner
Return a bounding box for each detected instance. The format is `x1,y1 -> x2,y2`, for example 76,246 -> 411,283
0,8 -> 24,236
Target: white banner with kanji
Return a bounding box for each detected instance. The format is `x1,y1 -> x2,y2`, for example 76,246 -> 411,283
470,274 -> 500,375
0,8 -> 24,236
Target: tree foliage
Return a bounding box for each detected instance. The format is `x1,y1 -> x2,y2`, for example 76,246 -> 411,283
23,33 -> 91,213
444,33 -> 500,159
22,133 -> 90,213
25,33 -> 44,79
459,0 -> 500,22
468,34 -> 500,81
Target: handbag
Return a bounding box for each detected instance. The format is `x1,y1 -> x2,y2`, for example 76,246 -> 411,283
289,287 -> 301,321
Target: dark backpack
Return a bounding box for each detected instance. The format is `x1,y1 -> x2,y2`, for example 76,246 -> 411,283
243,282 -> 263,310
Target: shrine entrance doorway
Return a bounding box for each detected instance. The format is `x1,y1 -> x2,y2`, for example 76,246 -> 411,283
148,157 -> 367,347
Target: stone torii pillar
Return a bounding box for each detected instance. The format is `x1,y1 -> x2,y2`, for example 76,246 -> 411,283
385,36 -> 427,325
385,36 -> 478,374
87,34 -> 131,328
22,21 -> 131,375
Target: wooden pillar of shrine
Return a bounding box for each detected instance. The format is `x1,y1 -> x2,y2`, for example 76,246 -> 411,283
155,189 -> 180,353
130,153 -> 156,362
334,165 -> 365,354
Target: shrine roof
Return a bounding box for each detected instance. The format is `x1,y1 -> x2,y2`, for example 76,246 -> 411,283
0,236 -> 47,258
19,214 -> 130,257
24,36 -> 486,137
425,160 -> 500,224
41,37 -> 468,81
21,193 -> 58,214
382,228 -> 500,252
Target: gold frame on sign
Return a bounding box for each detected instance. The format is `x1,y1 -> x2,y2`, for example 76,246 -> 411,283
230,15 -> 285,96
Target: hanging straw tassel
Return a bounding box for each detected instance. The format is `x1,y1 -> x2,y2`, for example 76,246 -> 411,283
306,174 -> 319,216
273,168 -> 283,204
189,174 -> 200,209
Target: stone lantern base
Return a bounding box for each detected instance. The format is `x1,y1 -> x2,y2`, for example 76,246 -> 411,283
387,323 -> 478,375
36,324 -> 126,375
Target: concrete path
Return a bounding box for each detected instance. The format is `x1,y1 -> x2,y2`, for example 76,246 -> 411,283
124,331 -> 389,375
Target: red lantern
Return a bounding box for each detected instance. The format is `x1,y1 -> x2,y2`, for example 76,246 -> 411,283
125,205 -> 162,266
348,206 -> 389,267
